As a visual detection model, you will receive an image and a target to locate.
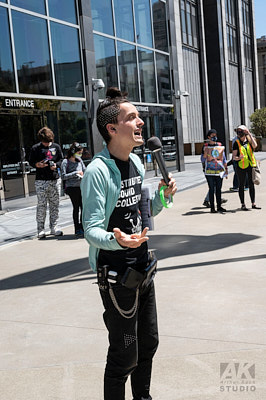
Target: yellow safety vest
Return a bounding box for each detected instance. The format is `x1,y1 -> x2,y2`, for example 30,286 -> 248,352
236,139 -> 256,169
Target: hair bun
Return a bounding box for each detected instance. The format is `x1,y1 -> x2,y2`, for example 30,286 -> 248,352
105,87 -> 128,99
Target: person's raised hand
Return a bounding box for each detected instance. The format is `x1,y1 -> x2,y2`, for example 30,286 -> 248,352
158,174 -> 177,198
113,227 -> 149,248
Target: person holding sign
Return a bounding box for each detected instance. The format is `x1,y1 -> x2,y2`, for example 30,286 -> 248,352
201,129 -> 228,213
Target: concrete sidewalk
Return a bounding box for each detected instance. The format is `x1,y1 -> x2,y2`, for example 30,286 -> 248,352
1,161 -> 266,399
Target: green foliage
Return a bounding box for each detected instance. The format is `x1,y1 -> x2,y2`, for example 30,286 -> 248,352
250,108 -> 266,138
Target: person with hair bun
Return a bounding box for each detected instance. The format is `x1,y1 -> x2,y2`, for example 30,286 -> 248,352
61,142 -> 86,236
81,87 -> 177,400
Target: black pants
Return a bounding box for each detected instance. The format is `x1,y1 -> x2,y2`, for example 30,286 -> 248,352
236,165 -> 255,205
100,281 -> 158,400
66,187 -> 83,232
206,175 -> 223,210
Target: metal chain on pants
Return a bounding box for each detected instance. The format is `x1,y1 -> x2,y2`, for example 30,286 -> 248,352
109,287 -> 139,319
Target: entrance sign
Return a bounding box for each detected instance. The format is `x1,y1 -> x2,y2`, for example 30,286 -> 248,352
5,98 -> 35,108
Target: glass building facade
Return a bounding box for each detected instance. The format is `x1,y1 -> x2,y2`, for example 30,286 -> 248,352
0,0 -> 91,201
0,0 -> 259,205
91,0 -> 176,168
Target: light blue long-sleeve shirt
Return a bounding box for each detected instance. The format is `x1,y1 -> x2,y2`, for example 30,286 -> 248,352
81,146 -> 164,271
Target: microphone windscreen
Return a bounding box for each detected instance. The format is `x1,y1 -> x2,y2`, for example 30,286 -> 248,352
147,136 -> 162,151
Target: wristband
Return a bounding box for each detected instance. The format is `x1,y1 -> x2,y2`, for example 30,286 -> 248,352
159,185 -> 173,208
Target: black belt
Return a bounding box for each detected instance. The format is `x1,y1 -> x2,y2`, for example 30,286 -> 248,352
97,256 -> 157,291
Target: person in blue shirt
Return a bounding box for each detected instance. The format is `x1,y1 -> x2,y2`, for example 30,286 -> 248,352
81,87 -> 176,400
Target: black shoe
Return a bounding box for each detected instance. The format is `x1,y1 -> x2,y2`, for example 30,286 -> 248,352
241,205 -> 249,211
221,198 -> 228,204
211,208 -> 217,213
203,200 -> 210,208
217,207 -> 226,213
252,205 -> 261,209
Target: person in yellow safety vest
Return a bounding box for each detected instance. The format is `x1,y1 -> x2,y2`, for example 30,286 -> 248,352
232,125 -> 261,211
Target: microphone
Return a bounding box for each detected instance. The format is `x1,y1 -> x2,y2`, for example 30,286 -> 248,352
147,137 -> 170,185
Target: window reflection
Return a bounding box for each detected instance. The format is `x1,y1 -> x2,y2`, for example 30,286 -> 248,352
156,53 -> 171,103
12,11 -> 53,95
48,0 -> 77,24
180,0 -> 199,49
51,22 -> 84,97
91,0 -> 114,35
94,34 -> 118,99
114,0 -> 134,42
117,42 -> 139,102
138,47 -> 156,103
151,0 -> 169,52
0,7 -> 15,92
134,0 -> 153,48
11,0 -> 45,14
59,112 -> 91,162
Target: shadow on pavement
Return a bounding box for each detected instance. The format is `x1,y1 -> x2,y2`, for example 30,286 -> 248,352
183,208 -> 238,215
157,254 -> 266,272
0,257 -> 95,291
1,233 -> 260,291
148,233 -> 260,260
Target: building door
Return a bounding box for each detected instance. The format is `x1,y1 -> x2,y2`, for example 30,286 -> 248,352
0,111 -> 43,200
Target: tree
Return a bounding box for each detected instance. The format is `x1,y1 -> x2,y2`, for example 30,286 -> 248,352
249,107 -> 266,138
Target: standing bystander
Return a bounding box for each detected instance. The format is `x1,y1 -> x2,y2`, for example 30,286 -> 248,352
201,129 -> 228,213
61,142 -> 86,237
29,127 -> 63,238
232,125 -> 261,211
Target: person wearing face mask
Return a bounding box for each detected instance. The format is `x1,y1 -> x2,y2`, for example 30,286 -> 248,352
61,142 -> 86,236
201,129 -> 228,213
232,125 -> 261,211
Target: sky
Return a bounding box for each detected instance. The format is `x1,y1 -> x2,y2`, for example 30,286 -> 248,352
254,0 -> 266,38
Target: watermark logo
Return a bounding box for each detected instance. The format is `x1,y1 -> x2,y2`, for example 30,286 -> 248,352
219,362 -> 256,392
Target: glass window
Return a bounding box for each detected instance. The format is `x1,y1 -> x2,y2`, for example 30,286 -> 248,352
117,41 -> 139,102
0,7 -> 16,92
58,112 -> 92,163
180,0 -> 198,49
93,34 -> 118,99
91,0 -> 114,35
138,47 -> 156,103
180,0 -> 187,44
151,0 -> 169,52
12,11 -> 53,95
186,3 -> 193,47
48,0 -> 77,24
51,22 -> 84,97
113,0 -> 134,42
134,0 -> 153,48
242,1 -> 251,35
156,53 -> 171,104
191,5 -> 198,48
226,0 -> 236,26
11,0 -> 46,14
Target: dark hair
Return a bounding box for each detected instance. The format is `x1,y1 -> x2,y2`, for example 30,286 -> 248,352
67,142 -> 83,159
37,127 -> 54,143
207,128 -> 217,138
96,87 -> 129,144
